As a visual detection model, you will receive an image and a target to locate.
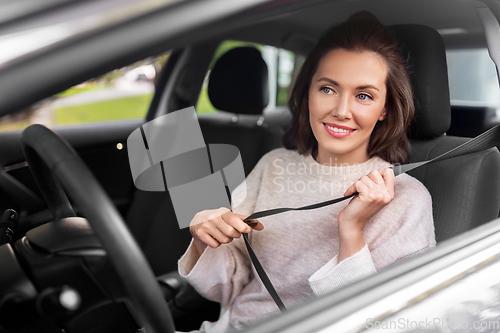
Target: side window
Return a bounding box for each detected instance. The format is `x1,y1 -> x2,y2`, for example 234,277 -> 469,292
446,49 -> 500,107
195,40 -> 297,114
276,49 -> 298,106
0,52 -> 171,132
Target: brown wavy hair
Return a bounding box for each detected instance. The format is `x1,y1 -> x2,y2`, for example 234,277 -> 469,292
282,11 -> 414,164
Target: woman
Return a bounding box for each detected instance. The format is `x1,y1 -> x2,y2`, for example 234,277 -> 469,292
178,11 -> 435,333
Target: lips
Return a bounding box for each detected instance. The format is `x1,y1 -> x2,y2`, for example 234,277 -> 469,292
323,123 -> 356,138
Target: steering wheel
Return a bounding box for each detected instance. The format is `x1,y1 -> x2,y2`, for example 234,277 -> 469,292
21,124 -> 175,333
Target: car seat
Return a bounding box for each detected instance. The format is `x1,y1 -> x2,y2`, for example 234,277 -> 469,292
448,105 -> 498,138
125,46 -> 284,276
200,46 -> 284,175
390,24 -> 500,243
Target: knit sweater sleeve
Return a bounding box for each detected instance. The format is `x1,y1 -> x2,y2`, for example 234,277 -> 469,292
178,237 -> 252,309
309,244 -> 376,295
308,174 -> 435,296
177,150 -> 271,309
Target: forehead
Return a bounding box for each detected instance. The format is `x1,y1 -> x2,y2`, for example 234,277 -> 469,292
314,49 -> 388,86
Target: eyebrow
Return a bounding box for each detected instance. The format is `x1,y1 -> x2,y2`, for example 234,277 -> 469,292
317,77 -> 380,92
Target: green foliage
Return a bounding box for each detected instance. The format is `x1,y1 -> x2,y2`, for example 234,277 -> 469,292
196,85 -> 217,114
0,50 -> 172,133
277,87 -> 289,106
54,94 -> 153,125
208,40 -> 262,70
55,85 -> 106,98
195,40 -> 262,114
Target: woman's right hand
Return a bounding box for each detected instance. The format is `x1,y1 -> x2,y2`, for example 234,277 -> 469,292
189,207 -> 264,255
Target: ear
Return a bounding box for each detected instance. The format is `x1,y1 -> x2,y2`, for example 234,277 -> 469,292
378,108 -> 387,121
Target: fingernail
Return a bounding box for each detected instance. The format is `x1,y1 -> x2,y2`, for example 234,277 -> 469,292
246,228 -> 251,233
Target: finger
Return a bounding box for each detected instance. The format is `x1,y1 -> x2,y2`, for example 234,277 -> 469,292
359,175 -> 378,191
245,219 -> 265,231
381,168 -> 395,197
210,226 -> 234,245
191,207 -> 231,227
198,233 -> 221,249
234,214 -> 265,231
367,170 -> 385,186
224,212 -> 251,234
215,216 -> 242,239
344,182 -> 358,196
354,179 -> 370,195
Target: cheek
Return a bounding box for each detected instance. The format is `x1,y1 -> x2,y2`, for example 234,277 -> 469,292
308,96 -> 318,121
354,104 -> 385,130
308,100 -> 323,135
308,93 -> 325,119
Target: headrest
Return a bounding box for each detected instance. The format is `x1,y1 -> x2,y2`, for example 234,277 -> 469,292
390,24 -> 451,139
208,47 -> 269,115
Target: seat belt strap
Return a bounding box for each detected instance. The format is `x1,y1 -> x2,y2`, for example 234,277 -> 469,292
242,233 -> 286,312
242,123 -> 500,312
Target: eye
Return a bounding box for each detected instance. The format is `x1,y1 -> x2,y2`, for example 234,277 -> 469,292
320,86 -> 334,94
357,93 -> 373,101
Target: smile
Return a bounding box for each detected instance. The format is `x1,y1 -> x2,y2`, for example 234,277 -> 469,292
324,123 -> 356,138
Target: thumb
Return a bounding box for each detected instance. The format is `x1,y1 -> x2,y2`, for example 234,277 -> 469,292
246,219 -> 264,231
344,182 -> 357,197
234,214 -> 265,231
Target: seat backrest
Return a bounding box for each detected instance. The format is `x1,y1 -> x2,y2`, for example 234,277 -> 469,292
204,46 -> 284,174
391,24 -> 500,243
448,105 -> 497,138
208,46 -> 269,117
125,47 -> 284,275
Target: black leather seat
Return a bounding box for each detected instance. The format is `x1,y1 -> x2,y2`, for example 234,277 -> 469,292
391,25 -> 500,243
125,46 -> 283,276
448,105 -> 498,138
202,46 -> 284,175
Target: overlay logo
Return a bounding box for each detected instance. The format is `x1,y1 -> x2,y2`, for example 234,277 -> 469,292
127,106 -> 247,229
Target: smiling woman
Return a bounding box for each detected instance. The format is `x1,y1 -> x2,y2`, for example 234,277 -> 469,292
178,11 -> 435,333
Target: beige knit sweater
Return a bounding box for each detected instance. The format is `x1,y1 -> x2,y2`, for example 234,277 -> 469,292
178,148 -> 436,333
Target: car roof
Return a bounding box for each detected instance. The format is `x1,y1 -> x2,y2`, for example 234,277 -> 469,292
0,0 -> 497,116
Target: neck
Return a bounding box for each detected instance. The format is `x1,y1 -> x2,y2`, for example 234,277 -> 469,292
314,148 -> 370,166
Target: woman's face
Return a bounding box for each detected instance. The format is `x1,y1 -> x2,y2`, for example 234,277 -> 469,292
308,49 -> 388,165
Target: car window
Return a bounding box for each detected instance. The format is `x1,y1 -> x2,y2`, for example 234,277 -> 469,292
446,48 -> 500,108
0,52 -> 171,132
195,40 -> 297,114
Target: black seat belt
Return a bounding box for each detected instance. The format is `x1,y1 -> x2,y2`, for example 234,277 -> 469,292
242,123 -> 500,312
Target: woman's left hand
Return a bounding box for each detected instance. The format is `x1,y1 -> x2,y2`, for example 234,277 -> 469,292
337,168 -> 395,261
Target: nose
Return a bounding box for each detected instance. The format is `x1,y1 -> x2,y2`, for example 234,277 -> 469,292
332,94 -> 351,120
